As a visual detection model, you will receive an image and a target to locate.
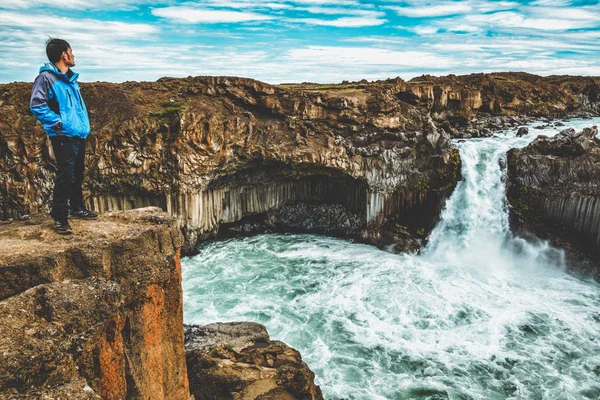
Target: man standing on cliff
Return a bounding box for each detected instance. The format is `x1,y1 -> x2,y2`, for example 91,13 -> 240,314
30,38 -> 97,234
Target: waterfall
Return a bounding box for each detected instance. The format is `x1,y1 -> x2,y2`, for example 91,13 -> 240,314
424,133 -> 567,275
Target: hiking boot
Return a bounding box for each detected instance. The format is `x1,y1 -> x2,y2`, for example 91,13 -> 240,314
69,208 -> 98,220
54,219 -> 73,234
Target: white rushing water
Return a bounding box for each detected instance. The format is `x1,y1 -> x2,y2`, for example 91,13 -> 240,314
182,118 -> 600,399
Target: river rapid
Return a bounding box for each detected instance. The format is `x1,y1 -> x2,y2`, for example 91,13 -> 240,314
182,118 -> 600,399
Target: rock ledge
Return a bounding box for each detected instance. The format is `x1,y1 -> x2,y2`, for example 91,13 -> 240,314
0,207 -> 189,399
185,322 -> 323,400
507,126 -> 600,280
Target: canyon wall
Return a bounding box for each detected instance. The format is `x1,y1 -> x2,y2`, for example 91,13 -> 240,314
507,126 -> 600,280
0,208 -> 189,398
398,73 -> 600,121
1,73 -> 598,253
301,73 -> 600,137
0,75 -> 464,254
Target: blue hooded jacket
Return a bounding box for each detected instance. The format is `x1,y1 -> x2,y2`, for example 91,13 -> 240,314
30,63 -> 90,138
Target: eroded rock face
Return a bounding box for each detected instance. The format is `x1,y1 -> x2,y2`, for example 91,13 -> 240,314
1,75 -> 466,254
185,322 -> 323,400
507,126 -> 600,279
0,208 -> 189,399
2,73 -> 598,253
402,73 -> 600,121
524,127 -> 597,157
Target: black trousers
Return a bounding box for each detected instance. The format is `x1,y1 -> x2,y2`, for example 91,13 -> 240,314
50,136 -> 86,220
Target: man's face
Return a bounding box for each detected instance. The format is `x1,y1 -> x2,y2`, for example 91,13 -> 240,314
62,47 -> 75,67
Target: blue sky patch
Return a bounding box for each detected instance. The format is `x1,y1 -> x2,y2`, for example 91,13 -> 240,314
1,0 -> 599,83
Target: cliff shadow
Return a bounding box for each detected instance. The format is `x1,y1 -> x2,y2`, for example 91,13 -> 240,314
203,161 -> 369,241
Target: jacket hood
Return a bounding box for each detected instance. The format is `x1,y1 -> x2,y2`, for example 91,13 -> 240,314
39,62 -> 79,83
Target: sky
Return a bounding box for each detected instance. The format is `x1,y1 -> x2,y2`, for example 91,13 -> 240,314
1,0 -> 599,84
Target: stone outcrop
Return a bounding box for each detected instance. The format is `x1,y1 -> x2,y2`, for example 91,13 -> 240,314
1,75 -> 464,254
2,72 -> 599,396
292,73 -> 600,138
409,73 -> 599,119
185,322 -> 323,400
0,208 -> 189,398
507,126 -> 600,279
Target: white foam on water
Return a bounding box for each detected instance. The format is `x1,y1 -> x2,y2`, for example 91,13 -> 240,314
182,118 -> 600,399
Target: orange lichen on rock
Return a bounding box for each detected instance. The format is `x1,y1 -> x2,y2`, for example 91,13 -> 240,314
141,284 -> 167,397
96,317 -> 127,400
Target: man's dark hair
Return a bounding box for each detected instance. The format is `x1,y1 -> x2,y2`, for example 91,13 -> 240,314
45,38 -> 70,63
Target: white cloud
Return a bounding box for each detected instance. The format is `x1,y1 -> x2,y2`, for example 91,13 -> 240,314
446,24 -> 482,33
186,0 -> 293,10
474,1 -> 520,13
428,37 -> 600,54
286,46 -> 454,68
527,6 -> 600,20
152,7 -> 274,23
528,0 -> 572,6
411,26 -> 439,35
558,30 -> 600,40
300,7 -> 382,16
289,16 -> 385,27
429,43 -> 485,52
344,36 -> 409,44
287,4 -> 385,26
286,0 -> 360,5
466,11 -> 599,30
482,56 -> 596,73
0,10 -> 158,37
388,3 -> 472,18
0,0 -> 154,10
200,0 -> 360,6
0,0 -> 359,11
262,2 -> 293,10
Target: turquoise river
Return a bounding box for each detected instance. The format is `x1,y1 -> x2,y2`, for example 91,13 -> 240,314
182,118 -> 600,399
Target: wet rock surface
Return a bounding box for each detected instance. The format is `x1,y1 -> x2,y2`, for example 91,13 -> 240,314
525,127 -> 597,157
507,126 -> 600,280
220,202 -> 365,239
516,126 -> 529,137
185,322 -> 323,400
0,208 -> 189,399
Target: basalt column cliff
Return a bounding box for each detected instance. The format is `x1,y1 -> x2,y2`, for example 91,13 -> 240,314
1,75 -> 465,253
507,126 -> 600,280
2,73 -> 599,252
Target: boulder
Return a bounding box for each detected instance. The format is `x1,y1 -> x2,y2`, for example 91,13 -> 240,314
516,126 -> 529,137
185,322 -> 323,400
527,126 -> 598,157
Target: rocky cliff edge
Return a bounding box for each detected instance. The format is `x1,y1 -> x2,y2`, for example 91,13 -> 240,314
2,73 -> 598,254
3,74 -> 463,255
0,207 -> 323,399
507,126 -> 600,280
0,208 -> 189,399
